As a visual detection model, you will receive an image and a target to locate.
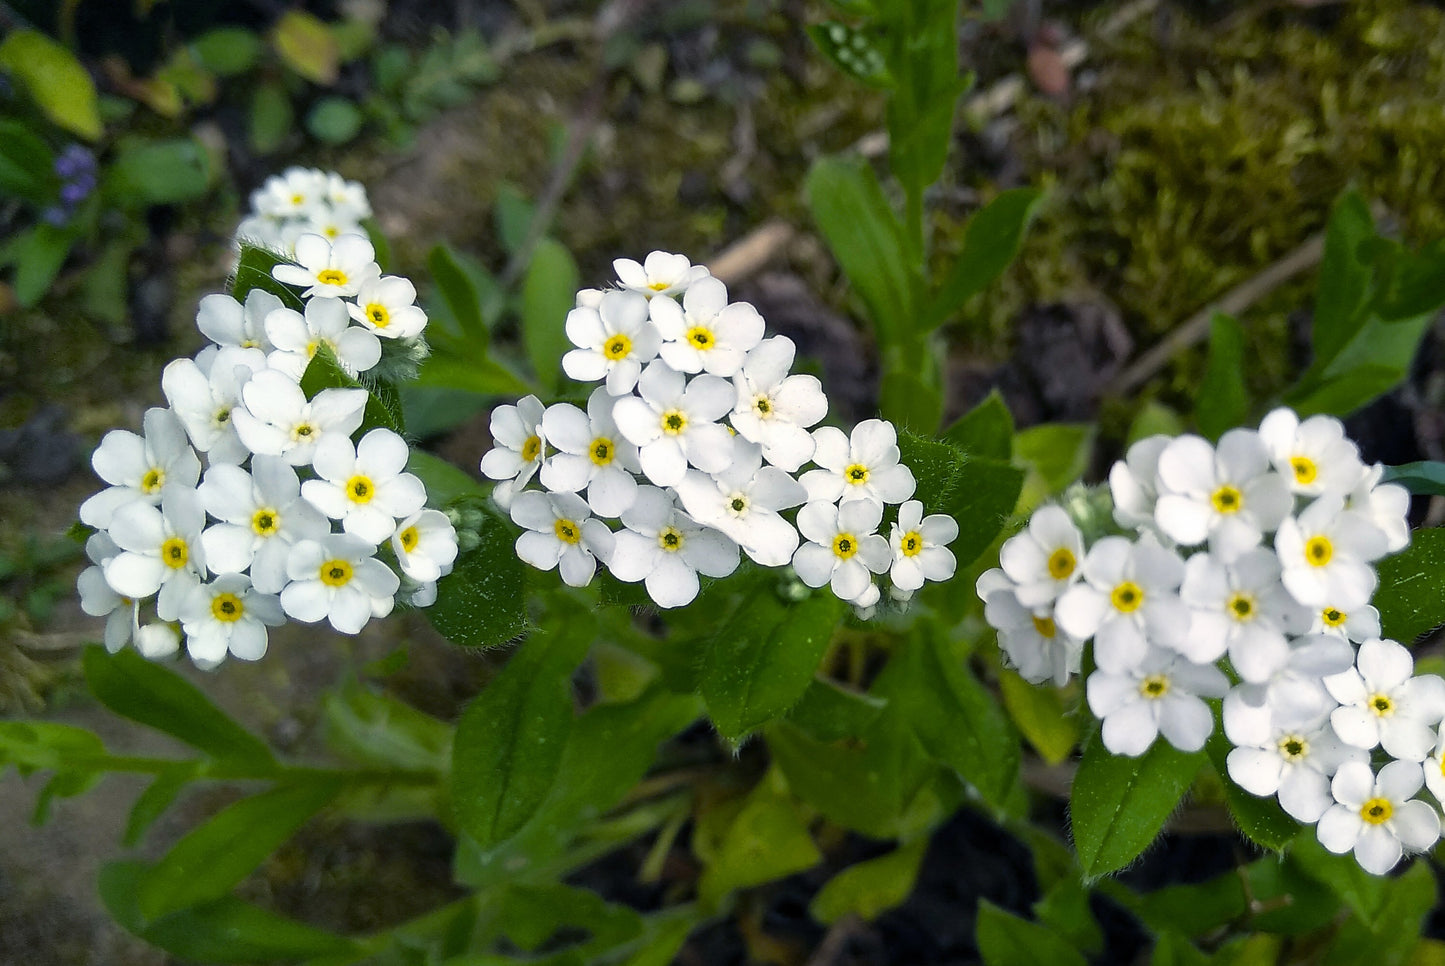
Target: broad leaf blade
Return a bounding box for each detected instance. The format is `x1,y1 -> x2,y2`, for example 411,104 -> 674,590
1195,313 -> 1248,441
522,239 -> 580,394
1374,528 -> 1445,643
943,390 -> 1014,459
231,243 -> 305,310
425,507 -> 529,648
976,901 -> 1088,966
924,188 -> 1043,330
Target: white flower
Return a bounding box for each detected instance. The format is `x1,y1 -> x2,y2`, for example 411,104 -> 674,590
162,348 -> 267,464
102,484 -> 208,622
1344,464 -> 1410,554
613,250 -> 710,298
231,369 -> 367,466
800,419 -> 916,507
265,296 -> 382,379
510,490 -> 614,587
649,277 -> 764,377
1422,724 -> 1445,804
728,336 -> 828,472
348,276 -> 427,339
134,621 -> 182,660
1222,690 -> 1366,823
271,233 -> 381,299
79,408 -> 201,528
253,167 -> 328,219
998,505 -> 1085,608
889,500 -> 957,592
322,171 -> 370,221
1178,548 -> 1308,682
390,510 -> 459,583
1316,760 -> 1439,875
195,289 -> 282,355
674,437 -> 806,566
1109,435 -> 1170,535
1275,495 -> 1387,608
280,534 -> 400,634
480,395 -> 547,505
198,456 -> 330,594
1055,535 -> 1190,673
179,575 -> 285,669
792,499 -> 892,603
978,569 -> 1083,687
77,534 -> 136,654
1154,430 -> 1292,559
302,428 -> 427,544
562,290 -> 660,395
611,362 -> 734,487
1309,601 -> 1380,642
1324,638 -> 1445,761
1258,408 -> 1365,498
1228,634 -> 1355,731
607,486 -> 739,607
539,390 -> 642,517
1086,647 -> 1228,756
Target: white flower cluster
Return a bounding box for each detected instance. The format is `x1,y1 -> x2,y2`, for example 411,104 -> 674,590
480,251 -> 959,611
235,167 -> 372,256
77,232 -> 456,670
979,408 -> 1440,874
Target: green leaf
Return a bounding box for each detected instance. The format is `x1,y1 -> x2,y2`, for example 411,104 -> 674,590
805,155 -> 915,343
881,1 -> 967,220
401,386 -> 492,439
0,31 -> 102,140
272,10 -> 340,84
494,183 -> 537,255
1128,401 -> 1186,444
1034,877 -> 1103,955
248,81 -> 294,155
523,239 -> 580,394
479,883 -> 643,959
232,243 -> 305,311
1321,862 -> 1434,966
806,22 -> 892,88
101,861 -> 359,963
924,188 -> 1043,330
976,901 -> 1088,966
1205,728 -> 1298,851
82,646 -> 275,768
1383,461 -> 1445,496
452,625 -> 593,849
406,449 -> 487,505
998,670 -> 1078,766
699,587 -> 842,742
322,681 -> 452,773
943,390 -> 1013,459
10,223 -> 76,307
1151,931 -> 1211,966
785,676 -> 887,742
1195,313 -> 1249,441
0,120 -> 58,203
426,243 -> 493,346
137,780 -> 341,921
1069,731 -> 1205,880
0,720 -> 107,773
810,838 -> 926,924
425,508 -> 529,648
698,780 -> 822,908
123,763 -> 197,847
1288,832 -> 1389,926
1015,423 -> 1095,496
1374,528 -> 1445,643
1371,237 -> 1445,322
305,96 -> 364,144
106,138 -> 210,207
880,364 -> 943,433
298,344 -> 405,435
413,354 -> 533,398
896,431 -> 1024,571
1310,189 -> 1376,376
191,28 -> 263,76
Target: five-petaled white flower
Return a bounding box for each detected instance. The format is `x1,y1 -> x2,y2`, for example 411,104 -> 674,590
539,389 -> 642,517
1258,408 -> 1365,498
1275,494 -> 1387,608
1324,638 -> 1445,761
613,251 -> 710,299
264,296 -> 381,379
1344,463 -> 1411,554
1153,430 -> 1292,560
889,499 -> 957,592
280,534 -> 400,634
302,428 -> 427,544
271,233 -> 380,298
349,276 -> 427,339
1316,760 -> 1439,875
611,361 -> 734,487
80,408 -> 202,529
1227,633 -> 1355,732
195,289 -> 282,356
728,336 -> 828,472
792,499 -> 892,603
1109,434 -> 1170,536
977,569 -> 1083,687
1055,535 -> 1190,673
1222,690 -> 1365,823
480,395 -> 547,510
162,348 -> 267,465
998,505 -> 1085,608
198,456 -> 330,594
179,575 -> 285,669
1086,647 -> 1229,756
674,437 -> 806,566
607,486 -> 739,607
509,490 -> 615,588
231,369 -> 367,466
1308,600 -> 1380,642
1177,548 -> 1308,683
562,289 -> 660,396
801,419 -> 915,508
390,510 -> 459,583
77,533 -> 137,654
102,484 -> 208,622
649,276 -> 765,377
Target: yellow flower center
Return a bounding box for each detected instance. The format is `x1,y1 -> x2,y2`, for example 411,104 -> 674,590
1304,535 -> 1333,567
657,527 -> 684,552
1139,674 -> 1170,699
323,225 -> 340,239
554,518 -> 582,544
661,410 -> 688,435
647,280 -> 669,292
1322,606 -> 1347,628
727,493 -> 749,516
1360,797 -> 1393,825
521,435 -> 542,462
160,537 -> 189,569
845,463 -> 870,486
399,525 -> 419,553
291,192 -> 305,206
1278,734 -> 1309,761
832,533 -> 859,559
603,334 -> 632,360
1032,615 -> 1057,638
752,394 -> 773,418
366,303 -> 390,328
319,559 -> 353,587
1047,547 -> 1076,580
1370,693 -> 1395,717
685,325 -> 715,349
1111,581 -> 1145,613
316,268 -> 349,287
900,531 -> 923,557
251,508 -> 280,536
1227,592 -> 1256,622
213,406 -> 231,426
141,468 -> 165,494
589,437 -> 615,466
292,421 -> 317,441
346,474 -> 375,504
210,593 -> 245,623
1291,456 -> 1318,486
1211,484 -> 1243,514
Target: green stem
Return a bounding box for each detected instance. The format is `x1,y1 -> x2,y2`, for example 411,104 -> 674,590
60,753 -> 441,787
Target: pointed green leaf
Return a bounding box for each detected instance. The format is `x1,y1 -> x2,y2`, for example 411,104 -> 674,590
106,138 -> 210,207
924,188 -> 1043,330
1383,461 -> 1445,496
425,507 -> 529,648
232,243 -> 305,310
299,344 -> 405,435
0,31 -> 102,140
897,431 -> 1024,571
0,120 -> 58,203
810,838 -> 926,924
785,676 -> 887,742
943,390 -> 1013,459
1373,528 -> 1445,644
698,782 -> 822,908
523,239 -> 579,393
999,670 -> 1078,766
976,901 -> 1088,966
123,763 -> 198,847
426,243 -> 493,346
1309,189 -> 1376,376
1195,313 -> 1248,441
